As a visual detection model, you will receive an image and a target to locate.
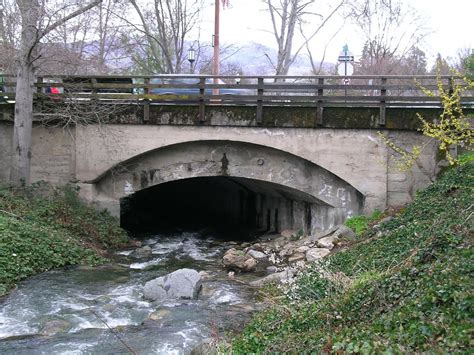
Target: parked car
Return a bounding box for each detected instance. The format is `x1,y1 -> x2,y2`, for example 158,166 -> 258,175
149,77 -> 252,97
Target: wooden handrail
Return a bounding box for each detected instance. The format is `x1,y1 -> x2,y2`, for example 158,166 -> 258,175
1,75 -> 473,119
0,74 -> 470,79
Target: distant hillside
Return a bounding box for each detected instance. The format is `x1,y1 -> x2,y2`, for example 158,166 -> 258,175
32,39 -> 335,76
218,41 -> 335,75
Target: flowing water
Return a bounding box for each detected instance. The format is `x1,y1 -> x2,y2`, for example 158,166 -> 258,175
0,230 -> 260,354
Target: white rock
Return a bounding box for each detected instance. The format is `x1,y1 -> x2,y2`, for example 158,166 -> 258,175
306,248 -> 331,262
246,249 -> 267,260
144,268 -> 202,301
316,235 -> 338,250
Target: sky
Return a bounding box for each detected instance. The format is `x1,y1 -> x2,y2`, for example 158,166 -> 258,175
197,0 -> 473,67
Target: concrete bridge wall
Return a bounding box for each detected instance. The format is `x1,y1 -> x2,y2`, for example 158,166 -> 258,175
0,121 -> 438,234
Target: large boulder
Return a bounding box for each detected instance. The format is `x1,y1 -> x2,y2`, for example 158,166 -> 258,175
306,248 -> 331,262
223,248 -> 257,272
144,268 -> 202,301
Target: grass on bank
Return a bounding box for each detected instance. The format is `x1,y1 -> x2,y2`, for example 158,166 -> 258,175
231,155 -> 473,353
344,209 -> 383,236
0,183 -> 129,296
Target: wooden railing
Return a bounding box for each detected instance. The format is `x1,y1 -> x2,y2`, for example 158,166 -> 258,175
1,74 -> 473,124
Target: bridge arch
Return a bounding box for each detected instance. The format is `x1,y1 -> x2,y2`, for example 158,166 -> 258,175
93,140 -> 363,234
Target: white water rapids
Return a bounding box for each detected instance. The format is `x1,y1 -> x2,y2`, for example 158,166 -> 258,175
0,230 -> 260,354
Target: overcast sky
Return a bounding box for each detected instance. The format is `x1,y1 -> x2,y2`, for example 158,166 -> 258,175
197,0 -> 473,66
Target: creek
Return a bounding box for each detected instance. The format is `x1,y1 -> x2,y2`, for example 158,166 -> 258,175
0,229 -> 261,354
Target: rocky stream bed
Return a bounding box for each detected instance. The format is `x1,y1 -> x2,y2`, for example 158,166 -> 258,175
0,225 -> 356,354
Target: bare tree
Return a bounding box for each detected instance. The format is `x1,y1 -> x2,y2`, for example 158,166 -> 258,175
263,0 -> 345,75
0,0 -> 19,72
87,0 -> 130,73
36,0 -> 130,75
303,20 -> 344,75
127,0 -> 204,74
349,0 -> 429,74
10,0 -> 103,186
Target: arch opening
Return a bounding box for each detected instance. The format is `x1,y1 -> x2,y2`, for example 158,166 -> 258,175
120,176 -> 323,236
94,140 -> 364,237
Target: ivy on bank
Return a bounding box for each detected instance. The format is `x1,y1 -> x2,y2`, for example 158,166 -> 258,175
230,156 -> 473,353
0,184 -> 129,296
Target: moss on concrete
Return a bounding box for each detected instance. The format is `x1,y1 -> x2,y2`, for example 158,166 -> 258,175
3,101 -> 471,131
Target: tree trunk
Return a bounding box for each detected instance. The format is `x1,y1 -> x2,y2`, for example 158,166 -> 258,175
10,0 -> 103,185
10,0 -> 39,186
10,61 -> 35,185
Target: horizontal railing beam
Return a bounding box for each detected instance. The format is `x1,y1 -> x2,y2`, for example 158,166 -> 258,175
1,75 -> 472,117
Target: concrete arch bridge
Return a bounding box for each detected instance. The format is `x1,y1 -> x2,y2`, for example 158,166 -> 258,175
1,74 -> 462,234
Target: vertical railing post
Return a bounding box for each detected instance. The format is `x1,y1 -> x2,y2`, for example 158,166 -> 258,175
199,77 -> 206,123
379,77 -> 386,126
36,76 -> 43,112
448,76 -> 454,96
316,77 -> 324,126
143,77 -> 150,122
256,77 -> 263,124
91,77 -> 98,107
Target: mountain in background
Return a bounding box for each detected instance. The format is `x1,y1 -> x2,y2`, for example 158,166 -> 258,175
209,41 -> 336,75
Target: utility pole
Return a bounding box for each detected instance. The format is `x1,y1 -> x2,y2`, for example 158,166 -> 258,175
212,0 -> 220,78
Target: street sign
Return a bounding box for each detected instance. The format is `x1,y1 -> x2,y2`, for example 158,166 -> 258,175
337,44 -> 354,77
338,55 -> 354,62
337,62 -> 354,76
